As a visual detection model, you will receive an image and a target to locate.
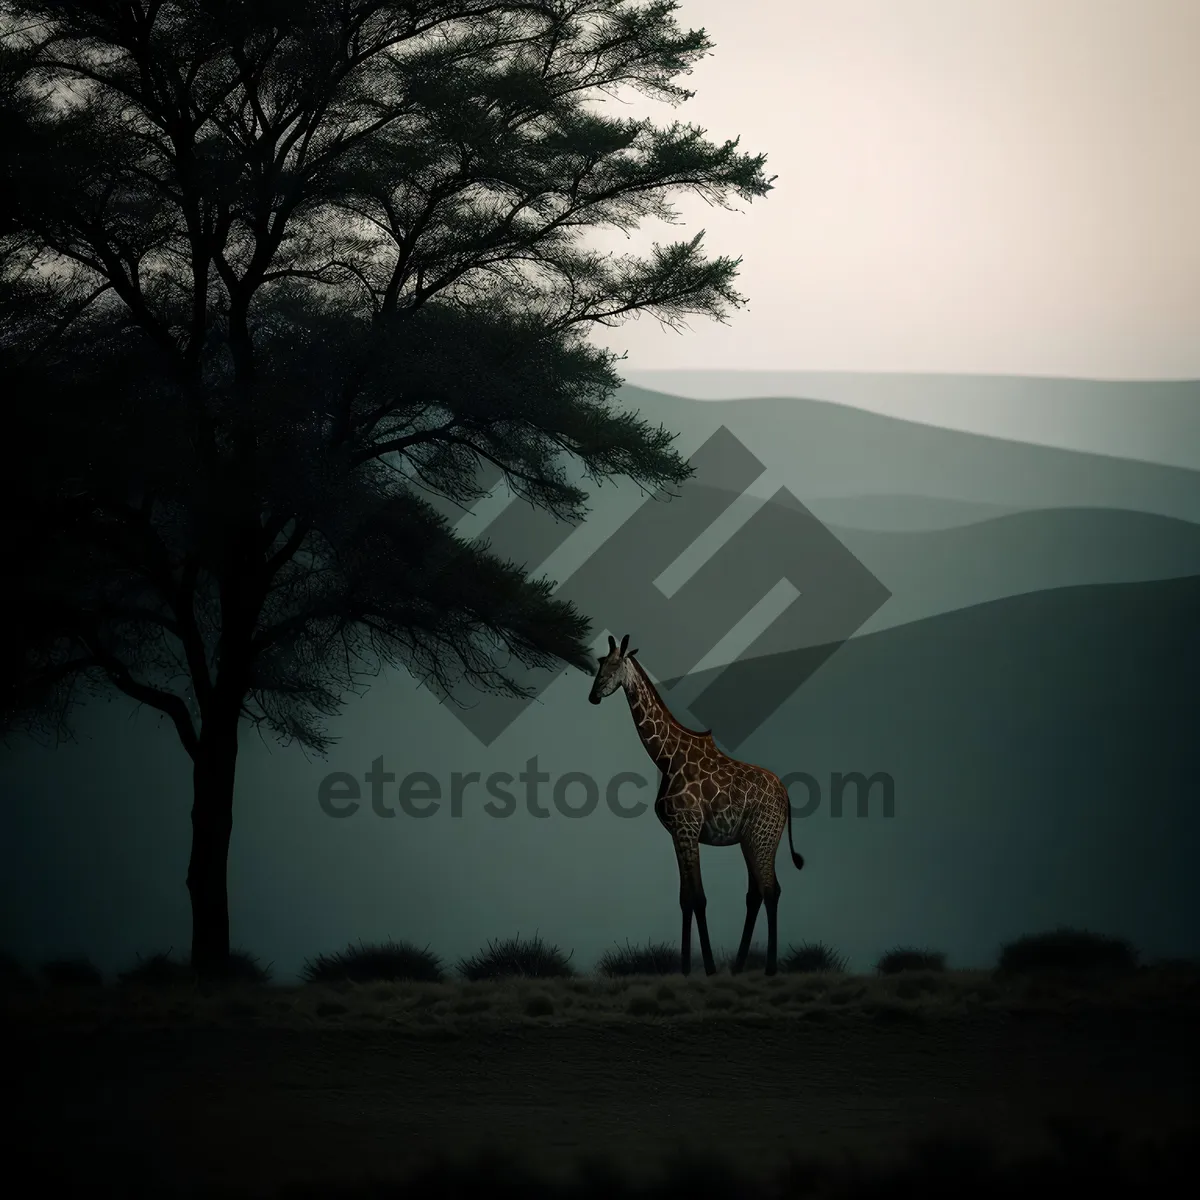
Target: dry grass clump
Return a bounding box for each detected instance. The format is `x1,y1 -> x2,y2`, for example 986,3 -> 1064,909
876,946 -> 947,974
458,934 -> 575,981
597,940 -> 678,977
781,941 -> 849,974
303,940 -> 443,984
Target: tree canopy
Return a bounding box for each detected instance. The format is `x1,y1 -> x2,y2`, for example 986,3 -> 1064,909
0,0 -> 773,970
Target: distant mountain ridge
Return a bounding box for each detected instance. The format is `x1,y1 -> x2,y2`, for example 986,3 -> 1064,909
619,371 -> 1200,473
660,570 -> 1200,748
600,383 -> 1200,529
802,494 -> 1021,532
581,481 -> 1200,668
820,504 -> 1200,634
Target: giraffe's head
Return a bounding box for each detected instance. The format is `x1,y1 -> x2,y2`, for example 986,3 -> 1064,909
588,633 -> 638,704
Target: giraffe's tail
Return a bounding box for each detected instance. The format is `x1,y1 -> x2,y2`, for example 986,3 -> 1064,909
786,786 -> 805,871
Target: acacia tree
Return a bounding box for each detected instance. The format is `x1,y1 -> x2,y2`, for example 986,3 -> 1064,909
0,0 -> 773,974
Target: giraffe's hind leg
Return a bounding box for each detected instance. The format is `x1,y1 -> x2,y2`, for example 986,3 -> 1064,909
732,841 -> 763,974
763,876 -> 782,976
745,836 -> 783,976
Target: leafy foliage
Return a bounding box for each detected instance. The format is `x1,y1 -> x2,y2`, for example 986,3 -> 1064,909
0,0 -> 772,751
0,1 -> 772,969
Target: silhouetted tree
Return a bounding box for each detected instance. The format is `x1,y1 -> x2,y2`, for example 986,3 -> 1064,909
0,1 -> 773,974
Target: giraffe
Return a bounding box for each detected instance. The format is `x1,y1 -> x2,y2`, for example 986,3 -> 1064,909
589,634 -> 805,976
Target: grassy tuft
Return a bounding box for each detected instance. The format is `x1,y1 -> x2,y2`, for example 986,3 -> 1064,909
782,940 -> 848,974
203,949 -> 273,985
119,950 -> 195,986
876,947 -> 946,975
597,939 -> 678,977
303,940 -> 444,984
458,934 -> 575,981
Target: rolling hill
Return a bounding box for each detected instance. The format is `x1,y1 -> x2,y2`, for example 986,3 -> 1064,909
667,572 -> 1200,965
620,370 -> 1200,474
609,382 -> 1200,526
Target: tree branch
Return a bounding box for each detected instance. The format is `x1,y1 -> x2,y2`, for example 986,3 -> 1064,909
81,629 -> 199,760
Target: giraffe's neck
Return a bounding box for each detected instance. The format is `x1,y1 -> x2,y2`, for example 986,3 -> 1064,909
622,658 -> 694,772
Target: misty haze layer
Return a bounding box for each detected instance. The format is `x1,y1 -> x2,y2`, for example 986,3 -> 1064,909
2,376 -> 1197,981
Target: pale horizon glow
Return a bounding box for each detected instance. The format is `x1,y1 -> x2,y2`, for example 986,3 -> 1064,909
581,0 -> 1200,379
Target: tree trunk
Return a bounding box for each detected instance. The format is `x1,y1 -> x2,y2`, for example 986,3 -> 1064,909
187,705 -> 240,977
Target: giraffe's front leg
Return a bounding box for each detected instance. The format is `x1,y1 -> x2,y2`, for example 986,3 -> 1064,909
678,880 -> 693,977
674,838 -> 694,975
675,838 -> 716,977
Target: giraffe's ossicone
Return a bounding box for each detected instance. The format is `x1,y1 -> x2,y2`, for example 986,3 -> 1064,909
589,633 -> 804,977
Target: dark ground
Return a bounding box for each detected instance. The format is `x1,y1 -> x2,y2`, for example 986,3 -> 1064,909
7,1009 -> 1198,1196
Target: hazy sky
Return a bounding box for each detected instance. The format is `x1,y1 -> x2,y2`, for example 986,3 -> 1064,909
584,0 -> 1200,378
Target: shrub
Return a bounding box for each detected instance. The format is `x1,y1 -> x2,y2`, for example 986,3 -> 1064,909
205,949 -> 272,985
303,940 -> 444,984
876,947 -> 946,975
119,948 -> 270,985
458,934 -> 575,981
597,940 -> 678,977
41,958 -> 103,986
119,950 -> 195,986
782,941 -> 848,974
997,928 -> 1138,976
